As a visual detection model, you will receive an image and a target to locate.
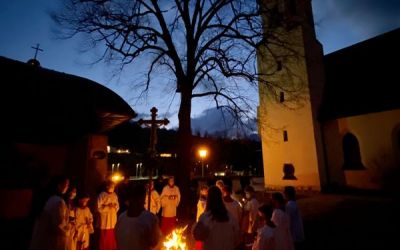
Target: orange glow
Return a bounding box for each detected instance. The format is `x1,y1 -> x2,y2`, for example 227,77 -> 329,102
163,225 -> 188,250
111,173 -> 124,183
198,148 -> 208,159
160,153 -> 172,158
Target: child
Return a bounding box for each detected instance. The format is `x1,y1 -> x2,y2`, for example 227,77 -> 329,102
65,187 -> 77,221
75,194 -> 94,250
222,185 -> 242,223
193,186 -> 241,250
215,179 -> 225,192
252,204 -> 276,250
115,183 -> 161,250
97,180 -> 119,250
271,192 -> 294,250
223,185 -> 243,250
160,176 -> 180,236
242,185 -> 259,248
144,180 -> 161,215
65,187 -> 77,250
284,186 -> 305,249
243,186 -> 259,236
196,185 -> 208,222
195,185 -> 208,250
29,176 -> 71,250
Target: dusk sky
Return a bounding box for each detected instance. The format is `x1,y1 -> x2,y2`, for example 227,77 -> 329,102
1,0 -> 399,129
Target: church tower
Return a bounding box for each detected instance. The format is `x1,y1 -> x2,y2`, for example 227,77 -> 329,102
258,0 -> 326,190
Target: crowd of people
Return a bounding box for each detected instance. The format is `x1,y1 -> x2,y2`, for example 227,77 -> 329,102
28,175 -> 304,250
192,181 -> 305,250
28,175 -> 181,250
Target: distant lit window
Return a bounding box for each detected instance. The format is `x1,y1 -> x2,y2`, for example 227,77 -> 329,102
283,130 -> 288,142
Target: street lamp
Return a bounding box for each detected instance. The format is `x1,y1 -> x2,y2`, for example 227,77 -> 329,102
111,172 -> 124,183
198,148 -> 208,178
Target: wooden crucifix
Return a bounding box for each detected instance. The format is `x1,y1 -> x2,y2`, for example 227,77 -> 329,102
137,107 -> 169,210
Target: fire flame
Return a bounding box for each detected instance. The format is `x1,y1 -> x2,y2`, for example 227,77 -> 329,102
163,225 -> 188,250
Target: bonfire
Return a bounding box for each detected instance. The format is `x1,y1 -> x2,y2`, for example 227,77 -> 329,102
163,225 -> 188,250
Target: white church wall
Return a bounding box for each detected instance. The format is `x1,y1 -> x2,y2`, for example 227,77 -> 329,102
259,100 -> 322,191
324,109 -> 400,190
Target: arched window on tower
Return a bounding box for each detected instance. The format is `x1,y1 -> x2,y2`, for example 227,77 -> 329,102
342,133 -> 365,170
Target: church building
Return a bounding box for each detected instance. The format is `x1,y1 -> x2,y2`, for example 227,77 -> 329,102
258,0 -> 400,191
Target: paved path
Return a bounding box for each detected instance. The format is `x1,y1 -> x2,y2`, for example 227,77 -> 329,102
298,193 -> 399,250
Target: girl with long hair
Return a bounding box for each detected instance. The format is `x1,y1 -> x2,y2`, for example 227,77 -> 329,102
193,186 -> 240,250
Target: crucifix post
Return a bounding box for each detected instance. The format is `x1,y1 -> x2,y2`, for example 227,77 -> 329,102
137,107 -> 169,210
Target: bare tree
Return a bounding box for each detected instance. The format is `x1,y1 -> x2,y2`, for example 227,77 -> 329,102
52,0 -> 304,214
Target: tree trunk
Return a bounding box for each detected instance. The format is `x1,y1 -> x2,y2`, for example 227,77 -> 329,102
176,83 -> 193,221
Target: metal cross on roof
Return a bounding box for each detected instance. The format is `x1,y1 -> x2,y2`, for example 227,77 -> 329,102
31,43 -> 43,59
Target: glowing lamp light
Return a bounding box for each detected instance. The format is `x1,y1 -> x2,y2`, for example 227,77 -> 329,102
214,172 -> 225,177
198,148 -> 208,178
111,173 -> 124,183
160,153 -> 172,158
198,149 -> 208,159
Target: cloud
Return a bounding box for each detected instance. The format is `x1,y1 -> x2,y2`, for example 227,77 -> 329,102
313,0 -> 400,53
191,107 -> 259,140
334,0 -> 400,35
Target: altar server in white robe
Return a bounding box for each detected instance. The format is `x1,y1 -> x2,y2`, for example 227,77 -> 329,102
75,194 -> 94,250
97,180 -> 119,250
271,192 -> 294,250
30,176 -> 73,250
160,176 -> 180,235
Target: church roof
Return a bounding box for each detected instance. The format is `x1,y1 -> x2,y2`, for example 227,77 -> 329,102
319,28 -> 400,121
0,56 -> 136,143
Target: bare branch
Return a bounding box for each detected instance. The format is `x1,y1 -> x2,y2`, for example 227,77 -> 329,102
53,0 -> 307,136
